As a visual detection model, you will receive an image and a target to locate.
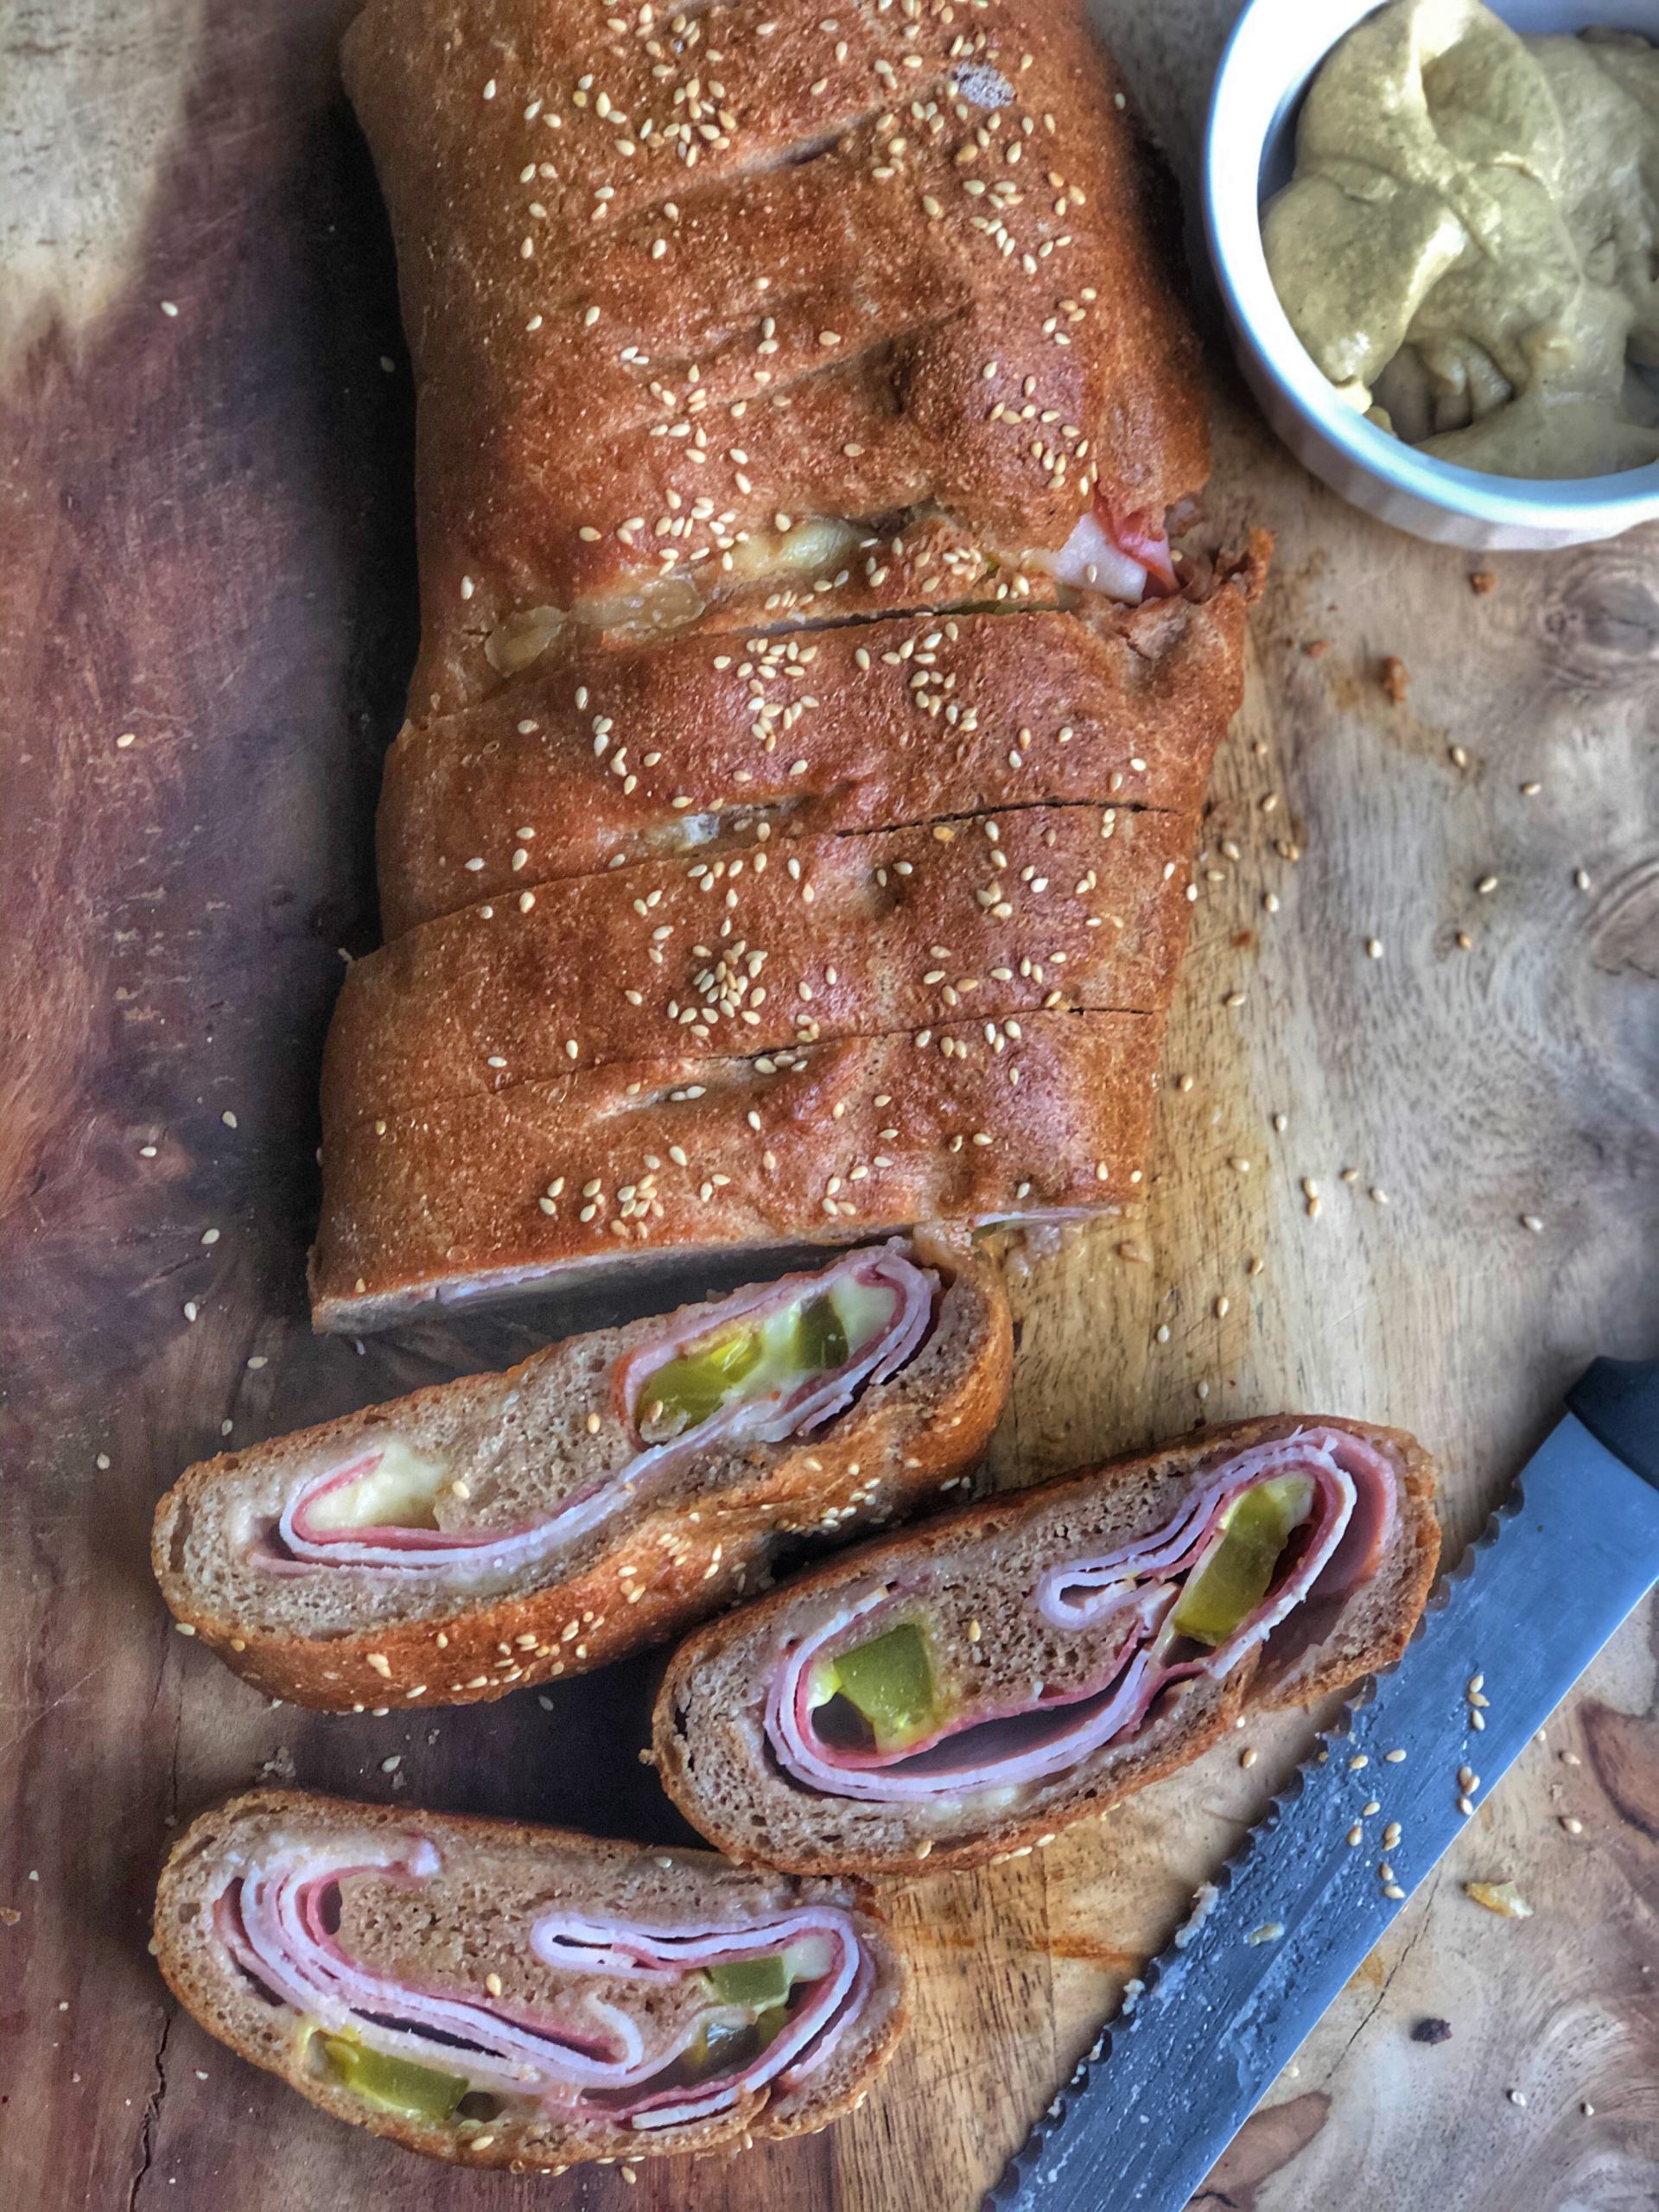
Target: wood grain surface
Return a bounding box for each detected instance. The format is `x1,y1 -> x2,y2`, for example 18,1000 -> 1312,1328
3,3 -> 1656,2210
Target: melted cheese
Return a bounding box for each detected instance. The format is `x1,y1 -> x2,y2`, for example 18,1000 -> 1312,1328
302,1440 -> 453,1531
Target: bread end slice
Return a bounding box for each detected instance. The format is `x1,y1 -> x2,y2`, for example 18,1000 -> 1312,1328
153,1234 -> 1010,1711
154,1789 -> 907,2170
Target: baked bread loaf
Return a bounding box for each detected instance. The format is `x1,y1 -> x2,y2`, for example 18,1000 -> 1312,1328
340,0 -> 1211,713
154,1789 -> 906,2169
376,577 -> 1262,936
316,0 -> 1265,1325
311,1011 -> 1159,1330
156,1238 -> 1010,1709
653,1415 -> 1440,1874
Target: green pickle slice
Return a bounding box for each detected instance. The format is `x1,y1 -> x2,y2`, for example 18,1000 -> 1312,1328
316,2031 -> 470,2121
702,1953 -> 794,2009
794,1293 -> 849,1371
816,1622 -> 937,1751
1169,1474 -> 1315,1649
634,1281 -> 870,1444
638,1323 -> 765,1440
679,2003 -> 789,2082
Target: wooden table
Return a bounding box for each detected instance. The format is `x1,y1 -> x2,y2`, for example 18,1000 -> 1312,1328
3,3 -> 1656,2207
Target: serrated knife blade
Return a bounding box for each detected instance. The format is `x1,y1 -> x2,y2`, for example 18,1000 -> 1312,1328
985,1357 -> 1659,2212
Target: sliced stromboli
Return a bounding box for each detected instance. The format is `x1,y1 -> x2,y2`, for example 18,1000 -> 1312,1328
653,1416 -> 1440,1875
341,0 -> 1210,709
154,1240 -> 1010,1710
378,581 -> 1262,935
154,1791 -> 906,2169
310,1010 -> 1160,1332
327,807 -> 1195,1114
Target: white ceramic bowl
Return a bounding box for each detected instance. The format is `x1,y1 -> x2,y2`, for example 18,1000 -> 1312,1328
1203,0 -> 1659,549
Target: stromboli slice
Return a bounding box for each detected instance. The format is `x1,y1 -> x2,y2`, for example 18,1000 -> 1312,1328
154,1791 -> 906,2169
341,0 -> 1211,709
377,584 -> 1262,935
310,1010 -> 1160,1331
154,1239 -> 1010,1710
653,1416 -> 1440,1874
327,806 -> 1195,1112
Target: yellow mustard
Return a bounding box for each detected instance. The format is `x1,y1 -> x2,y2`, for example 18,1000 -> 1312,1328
1263,0 -> 1659,478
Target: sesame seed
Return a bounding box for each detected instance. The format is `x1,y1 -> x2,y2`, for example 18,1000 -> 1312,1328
1560,1815 -> 1584,1835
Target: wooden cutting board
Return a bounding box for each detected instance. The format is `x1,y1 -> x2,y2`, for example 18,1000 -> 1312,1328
3,3 -> 1656,2207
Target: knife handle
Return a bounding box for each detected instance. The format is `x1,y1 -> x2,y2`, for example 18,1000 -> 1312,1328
1567,1357 -> 1659,1491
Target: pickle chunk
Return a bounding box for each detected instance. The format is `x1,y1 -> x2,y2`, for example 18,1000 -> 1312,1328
703,1953 -> 793,2009
316,2031 -> 469,2121
794,1293 -> 849,1372
811,1622 -> 937,1752
1170,1475 -> 1315,1648
632,1277 -> 884,1445
678,2003 -> 787,2082
638,1324 -> 764,1441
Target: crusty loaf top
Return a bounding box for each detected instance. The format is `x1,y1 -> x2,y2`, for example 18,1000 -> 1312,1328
341,0 -> 1211,713
375,581 -> 1259,933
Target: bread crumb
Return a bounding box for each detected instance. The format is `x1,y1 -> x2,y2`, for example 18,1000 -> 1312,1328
1380,656 -> 1409,704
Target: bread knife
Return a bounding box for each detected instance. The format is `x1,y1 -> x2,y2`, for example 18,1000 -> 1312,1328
984,1357 -> 1659,2212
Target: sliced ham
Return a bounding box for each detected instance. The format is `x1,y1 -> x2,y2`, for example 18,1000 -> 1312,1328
1026,495 -> 1181,605
213,1833 -> 868,2132
766,1426 -> 1399,1804
270,1246 -> 937,1579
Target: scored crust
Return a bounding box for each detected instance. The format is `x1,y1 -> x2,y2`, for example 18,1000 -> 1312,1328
652,1414 -> 1442,1876
325,804 -> 1197,1116
153,1789 -> 907,2171
375,575 -> 1263,936
340,0 -> 1211,715
156,1234 -> 1012,1711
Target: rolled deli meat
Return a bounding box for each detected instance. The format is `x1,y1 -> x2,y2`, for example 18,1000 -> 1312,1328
155,1238 -> 1010,1710
154,1791 -> 906,2170
654,1416 -> 1440,1873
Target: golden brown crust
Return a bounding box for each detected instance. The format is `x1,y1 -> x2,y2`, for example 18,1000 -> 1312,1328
340,0 -> 1211,716
652,1414 -> 1442,1875
310,1010 -> 1160,1329
376,581 -> 1258,936
156,1238 -> 1011,1710
327,806 -> 1195,1122
153,1789 -> 908,2170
